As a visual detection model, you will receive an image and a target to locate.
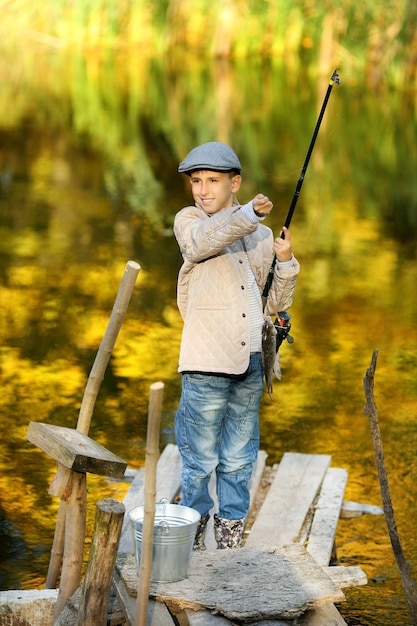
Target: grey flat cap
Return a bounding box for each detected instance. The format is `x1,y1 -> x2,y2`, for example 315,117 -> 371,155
178,142 -> 241,175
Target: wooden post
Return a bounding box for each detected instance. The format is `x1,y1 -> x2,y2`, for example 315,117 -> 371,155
45,261 -> 140,606
53,470 -> 87,621
136,382 -> 164,626
363,349 -> 417,625
45,465 -> 68,588
77,499 -> 125,626
77,261 -> 141,436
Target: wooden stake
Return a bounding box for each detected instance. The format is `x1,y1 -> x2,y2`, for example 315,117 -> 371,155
77,499 -> 125,626
136,382 -> 164,626
52,470 -> 87,621
45,464 -> 69,588
363,349 -> 417,625
77,260 -> 141,435
45,261 -> 140,598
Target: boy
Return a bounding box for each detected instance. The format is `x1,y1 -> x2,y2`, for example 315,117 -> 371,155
174,142 -> 299,549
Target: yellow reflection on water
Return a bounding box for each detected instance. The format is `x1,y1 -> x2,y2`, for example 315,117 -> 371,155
0,43 -> 416,623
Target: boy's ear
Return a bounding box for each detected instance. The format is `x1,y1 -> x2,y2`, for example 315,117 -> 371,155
231,174 -> 242,192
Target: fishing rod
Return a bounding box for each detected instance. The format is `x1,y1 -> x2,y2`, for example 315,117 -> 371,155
262,68 -> 340,300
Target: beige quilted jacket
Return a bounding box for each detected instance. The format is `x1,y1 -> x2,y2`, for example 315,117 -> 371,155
174,202 -> 300,375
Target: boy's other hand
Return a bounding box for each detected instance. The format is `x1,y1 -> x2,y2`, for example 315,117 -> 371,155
274,227 -> 293,262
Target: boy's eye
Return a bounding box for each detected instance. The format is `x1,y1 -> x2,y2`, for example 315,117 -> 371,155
191,177 -> 219,184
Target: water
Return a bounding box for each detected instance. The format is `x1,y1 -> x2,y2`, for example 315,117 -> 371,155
0,48 -> 416,624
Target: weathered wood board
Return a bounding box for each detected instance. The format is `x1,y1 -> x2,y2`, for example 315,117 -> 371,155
116,545 -> 345,622
325,566 -> 367,589
340,500 -> 384,519
307,467 -> 348,567
184,610 -> 233,625
0,589 -> 58,626
27,422 -> 127,477
113,568 -> 174,626
246,452 -> 331,547
294,603 -> 349,625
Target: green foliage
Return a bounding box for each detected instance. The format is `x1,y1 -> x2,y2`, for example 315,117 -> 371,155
0,0 -> 412,84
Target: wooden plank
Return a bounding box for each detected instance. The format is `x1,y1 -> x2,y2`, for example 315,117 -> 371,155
185,608 -> 232,625
250,603 -> 348,626
297,466 -> 351,626
0,590 -> 58,626
324,565 -> 367,589
246,452 -> 331,547
250,605 -> 348,626
250,450 -> 269,502
121,468 -> 145,519
27,422 -> 127,477
239,622 -> 292,626
243,621 -> 299,625
340,500 -> 384,519
152,442 -> 182,502
204,450 -> 268,551
117,547 -> 345,622
307,467 -> 348,566
297,603 -> 348,625
113,567 -> 175,626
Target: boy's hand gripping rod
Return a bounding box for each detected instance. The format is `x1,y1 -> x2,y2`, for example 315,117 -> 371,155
262,68 -> 340,299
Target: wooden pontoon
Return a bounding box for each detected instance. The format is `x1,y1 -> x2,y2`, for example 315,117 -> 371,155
113,443 -> 375,626
0,444 -> 381,626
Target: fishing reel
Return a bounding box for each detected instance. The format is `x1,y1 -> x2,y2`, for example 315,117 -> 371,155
274,311 -> 294,351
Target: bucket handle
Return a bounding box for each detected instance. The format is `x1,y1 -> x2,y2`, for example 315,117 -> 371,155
157,499 -> 170,534
157,519 -> 170,535
158,498 -> 169,516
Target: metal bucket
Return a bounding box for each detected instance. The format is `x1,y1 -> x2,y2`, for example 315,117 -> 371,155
129,500 -> 201,583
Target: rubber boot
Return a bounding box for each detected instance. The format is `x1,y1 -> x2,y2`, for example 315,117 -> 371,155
193,514 -> 210,551
213,514 -> 246,549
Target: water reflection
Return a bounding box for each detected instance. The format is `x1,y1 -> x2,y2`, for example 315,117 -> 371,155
0,49 -> 416,625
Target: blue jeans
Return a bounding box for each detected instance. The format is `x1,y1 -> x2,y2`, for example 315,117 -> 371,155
175,353 -> 263,520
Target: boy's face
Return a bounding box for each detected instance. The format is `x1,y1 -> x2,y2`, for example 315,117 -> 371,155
189,170 -> 242,215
